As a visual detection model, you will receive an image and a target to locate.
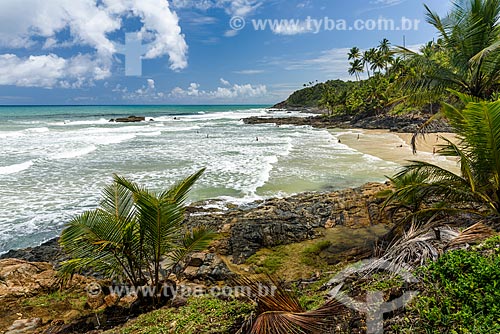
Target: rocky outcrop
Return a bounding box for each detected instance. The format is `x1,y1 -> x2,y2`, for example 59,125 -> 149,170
2,183 -> 391,269
0,259 -> 58,300
110,115 -> 146,123
244,114 -> 452,133
5,318 -> 42,334
187,182 -> 391,264
181,252 -> 234,283
0,238 -> 62,264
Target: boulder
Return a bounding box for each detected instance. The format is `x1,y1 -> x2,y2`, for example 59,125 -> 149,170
112,116 -> 146,123
187,253 -> 206,267
5,318 -> 42,334
0,259 -> 58,299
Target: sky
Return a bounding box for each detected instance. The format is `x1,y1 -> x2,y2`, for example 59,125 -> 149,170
0,0 -> 451,105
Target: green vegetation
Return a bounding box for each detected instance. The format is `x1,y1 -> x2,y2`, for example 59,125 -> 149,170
279,0 -> 500,120
21,290 -> 87,310
399,236 -> 500,333
111,296 -> 254,334
300,240 -> 331,266
400,0 -> 500,102
246,249 -> 284,275
59,169 -> 216,304
384,92 -> 500,222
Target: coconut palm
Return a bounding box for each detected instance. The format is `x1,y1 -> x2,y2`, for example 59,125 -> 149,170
397,0 -> 500,101
348,59 -> 364,81
384,92 -> 500,224
362,49 -> 375,78
370,50 -> 387,74
378,38 -> 393,72
347,46 -> 361,61
59,169 -> 216,304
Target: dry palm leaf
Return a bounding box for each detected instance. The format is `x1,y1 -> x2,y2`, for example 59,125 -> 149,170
446,222 -> 496,249
234,275 -> 344,334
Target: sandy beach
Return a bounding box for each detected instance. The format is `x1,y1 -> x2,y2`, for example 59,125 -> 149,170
337,129 -> 461,174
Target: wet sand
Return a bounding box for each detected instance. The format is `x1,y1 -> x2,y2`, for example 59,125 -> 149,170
336,129 -> 460,173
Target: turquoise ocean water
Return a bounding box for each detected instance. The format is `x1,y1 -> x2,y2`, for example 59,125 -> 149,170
0,105 -> 398,253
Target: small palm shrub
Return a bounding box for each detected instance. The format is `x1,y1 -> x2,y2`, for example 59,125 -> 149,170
59,169 -> 215,304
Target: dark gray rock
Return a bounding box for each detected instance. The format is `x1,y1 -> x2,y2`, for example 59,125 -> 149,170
0,238 -> 62,264
112,116 -> 146,123
244,114 -> 453,133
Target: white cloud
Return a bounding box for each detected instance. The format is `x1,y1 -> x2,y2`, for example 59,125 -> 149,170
172,0 -> 262,17
0,54 -> 110,88
234,69 -> 265,74
220,78 -> 230,86
172,0 -> 261,37
170,82 -> 267,100
269,48 -> 353,81
0,0 -> 188,87
147,79 -> 155,89
369,0 -> 405,5
271,21 -> 310,36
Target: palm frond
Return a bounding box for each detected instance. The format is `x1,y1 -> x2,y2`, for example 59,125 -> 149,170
446,222 -> 496,249
234,275 -> 344,334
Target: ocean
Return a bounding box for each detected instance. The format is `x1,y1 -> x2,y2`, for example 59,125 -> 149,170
0,105 -> 399,254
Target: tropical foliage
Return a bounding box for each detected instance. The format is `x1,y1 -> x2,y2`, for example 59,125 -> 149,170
398,0 -> 500,102
384,92 -> 500,224
401,236 -> 500,333
59,169 -> 216,302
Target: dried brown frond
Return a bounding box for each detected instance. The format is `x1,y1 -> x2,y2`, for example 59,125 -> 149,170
234,275 -> 344,334
446,222 -> 496,250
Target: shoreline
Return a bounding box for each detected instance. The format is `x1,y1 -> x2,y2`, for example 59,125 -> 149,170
336,129 -> 460,173
0,125 -> 461,257
244,113 -> 453,133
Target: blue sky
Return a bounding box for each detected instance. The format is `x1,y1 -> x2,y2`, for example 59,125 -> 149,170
0,0 -> 450,105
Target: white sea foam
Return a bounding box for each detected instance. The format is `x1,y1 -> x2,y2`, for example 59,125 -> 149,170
137,131 -> 162,137
50,118 -> 109,126
0,160 -> 33,175
0,131 -> 24,138
50,145 -> 97,160
93,134 -> 137,145
25,127 -> 50,133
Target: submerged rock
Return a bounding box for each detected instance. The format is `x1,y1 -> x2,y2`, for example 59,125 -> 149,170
111,115 -> 146,123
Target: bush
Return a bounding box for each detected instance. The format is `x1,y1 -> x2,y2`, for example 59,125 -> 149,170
403,236 -> 500,333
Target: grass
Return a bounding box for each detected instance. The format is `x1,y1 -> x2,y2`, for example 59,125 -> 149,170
300,240 -> 332,266
358,272 -> 404,292
109,296 -> 254,334
244,225 -> 390,280
21,290 -> 86,309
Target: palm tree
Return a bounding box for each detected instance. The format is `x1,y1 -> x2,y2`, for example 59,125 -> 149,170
59,169 -> 216,304
362,49 -> 375,78
384,92 -> 500,224
348,59 -> 364,81
347,46 -> 361,61
379,38 -> 393,72
370,50 -> 386,74
379,38 -> 391,55
397,0 -> 500,101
